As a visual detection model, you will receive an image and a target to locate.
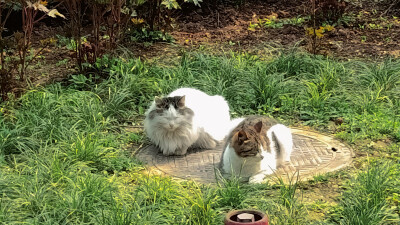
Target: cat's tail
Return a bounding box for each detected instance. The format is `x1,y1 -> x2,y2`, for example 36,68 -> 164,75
271,124 -> 293,165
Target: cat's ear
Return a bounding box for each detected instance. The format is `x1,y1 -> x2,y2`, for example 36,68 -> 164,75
155,96 -> 163,106
237,130 -> 248,145
177,96 -> 185,108
254,121 -> 263,133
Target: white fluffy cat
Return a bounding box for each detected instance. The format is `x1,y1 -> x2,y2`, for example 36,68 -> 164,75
144,87 -> 231,156
220,116 -> 293,183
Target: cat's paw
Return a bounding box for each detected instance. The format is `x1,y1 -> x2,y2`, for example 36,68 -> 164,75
162,151 -> 173,156
162,148 -> 178,156
249,174 -> 266,184
208,139 -> 217,149
173,147 -> 188,156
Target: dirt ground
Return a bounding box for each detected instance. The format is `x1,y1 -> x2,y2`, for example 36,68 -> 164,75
172,0 -> 400,59
23,0 -> 400,85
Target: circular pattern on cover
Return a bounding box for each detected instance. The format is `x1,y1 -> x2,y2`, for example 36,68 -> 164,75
136,128 -> 353,183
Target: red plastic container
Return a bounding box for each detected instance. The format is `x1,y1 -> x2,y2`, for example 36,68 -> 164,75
224,210 -> 269,225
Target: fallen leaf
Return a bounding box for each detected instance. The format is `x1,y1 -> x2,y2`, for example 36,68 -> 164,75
48,9 -> 66,19
389,50 -> 400,58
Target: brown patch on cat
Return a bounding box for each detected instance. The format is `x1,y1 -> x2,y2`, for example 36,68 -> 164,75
254,121 -> 263,133
177,95 -> 185,108
228,115 -> 278,158
154,96 -> 163,106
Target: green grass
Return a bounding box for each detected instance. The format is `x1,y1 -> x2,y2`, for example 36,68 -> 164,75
1,50 -> 400,224
215,170 -> 248,209
335,160 -> 400,224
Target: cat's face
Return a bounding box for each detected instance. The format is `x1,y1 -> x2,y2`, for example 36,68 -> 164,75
231,121 -> 267,159
148,95 -> 194,131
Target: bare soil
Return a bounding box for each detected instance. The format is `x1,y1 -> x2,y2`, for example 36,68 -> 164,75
171,0 -> 400,59
22,0 -> 400,86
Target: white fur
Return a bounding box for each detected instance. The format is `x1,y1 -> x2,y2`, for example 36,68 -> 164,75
144,88 -> 231,155
221,124 -> 293,184
168,88 -> 231,141
228,117 -> 245,132
269,124 -> 293,164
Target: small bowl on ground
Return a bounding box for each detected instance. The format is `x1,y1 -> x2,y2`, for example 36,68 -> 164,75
224,209 -> 268,225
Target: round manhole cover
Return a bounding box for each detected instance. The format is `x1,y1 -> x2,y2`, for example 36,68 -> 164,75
136,128 -> 353,183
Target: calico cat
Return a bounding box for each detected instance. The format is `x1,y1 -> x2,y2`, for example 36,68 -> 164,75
144,87 -> 231,156
220,115 -> 293,183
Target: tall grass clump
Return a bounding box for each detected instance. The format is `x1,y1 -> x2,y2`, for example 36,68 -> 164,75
0,111 -> 34,155
215,170 -> 248,209
271,173 -> 308,225
334,59 -> 400,143
0,195 -> 10,223
240,173 -> 308,225
296,59 -> 350,125
336,160 -> 400,224
97,199 -> 168,225
93,56 -> 160,117
136,174 -> 182,205
347,59 -> 400,113
336,110 -> 400,143
248,68 -> 297,114
268,52 -> 320,78
356,59 -> 400,100
62,132 -> 132,172
56,173 -> 117,223
186,184 -> 221,225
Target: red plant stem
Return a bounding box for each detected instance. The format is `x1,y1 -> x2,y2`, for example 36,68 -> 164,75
92,3 -> 99,60
0,3 -> 4,68
312,0 -> 317,55
20,6 -> 37,80
19,1 -> 65,80
150,0 -> 161,31
24,42 -> 51,70
64,0 -> 82,70
109,0 -> 124,48
0,3 -> 13,67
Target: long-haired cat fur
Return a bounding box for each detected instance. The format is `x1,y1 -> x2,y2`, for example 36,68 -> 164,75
220,115 -> 293,183
144,87 -> 231,156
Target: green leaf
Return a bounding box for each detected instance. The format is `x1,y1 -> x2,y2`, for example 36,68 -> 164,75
161,0 -> 180,9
